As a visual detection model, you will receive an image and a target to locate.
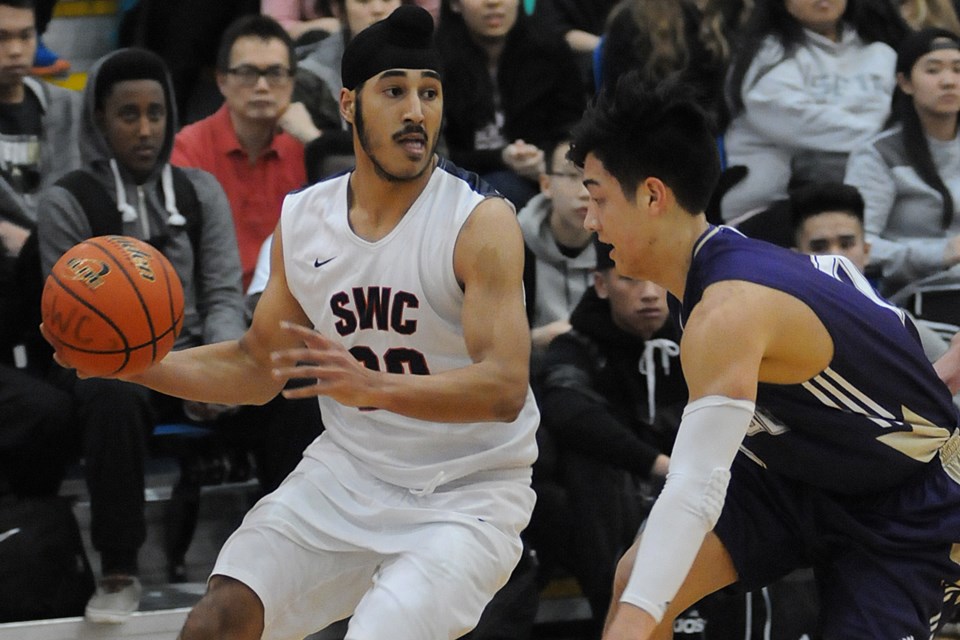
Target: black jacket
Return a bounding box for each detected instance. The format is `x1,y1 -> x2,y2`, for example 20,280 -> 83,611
537,286 -> 687,477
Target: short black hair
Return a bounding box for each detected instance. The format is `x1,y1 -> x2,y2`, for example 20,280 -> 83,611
788,182 -> 865,235
94,48 -> 171,114
568,72 -> 720,214
215,14 -> 296,73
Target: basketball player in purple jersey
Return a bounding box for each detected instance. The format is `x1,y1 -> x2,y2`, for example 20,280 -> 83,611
569,72 -> 960,640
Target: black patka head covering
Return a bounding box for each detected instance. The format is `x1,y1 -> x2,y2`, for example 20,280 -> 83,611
340,4 -> 442,91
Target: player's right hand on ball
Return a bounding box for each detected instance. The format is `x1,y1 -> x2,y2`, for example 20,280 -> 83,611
39,322 -> 136,380
40,322 -> 90,377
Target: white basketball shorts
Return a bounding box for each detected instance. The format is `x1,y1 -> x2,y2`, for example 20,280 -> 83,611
211,438 -> 535,640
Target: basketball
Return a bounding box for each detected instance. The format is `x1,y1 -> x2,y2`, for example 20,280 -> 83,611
41,235 -> 184,377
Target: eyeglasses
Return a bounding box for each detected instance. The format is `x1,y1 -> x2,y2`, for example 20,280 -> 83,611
225,64 -> 293,87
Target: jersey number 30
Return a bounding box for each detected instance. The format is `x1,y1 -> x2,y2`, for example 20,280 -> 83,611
350,346 -> 430,375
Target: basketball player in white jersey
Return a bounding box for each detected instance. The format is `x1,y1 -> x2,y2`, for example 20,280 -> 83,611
43,6 -> 538,640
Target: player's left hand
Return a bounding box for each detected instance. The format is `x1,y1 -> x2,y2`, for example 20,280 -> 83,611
271,321 -> 376,407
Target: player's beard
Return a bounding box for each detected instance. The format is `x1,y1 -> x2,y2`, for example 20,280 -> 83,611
355,92 -> 439,183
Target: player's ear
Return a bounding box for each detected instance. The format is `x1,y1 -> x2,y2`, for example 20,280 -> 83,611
896,71 -> 914,96
642,177 -> 670,212
340,87 -> 356,125
539,172 -> 552,196
215,70 -> 228,95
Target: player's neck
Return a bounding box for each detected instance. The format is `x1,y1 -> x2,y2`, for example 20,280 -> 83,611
654,211 -> 710,300
346,160 -> 435,242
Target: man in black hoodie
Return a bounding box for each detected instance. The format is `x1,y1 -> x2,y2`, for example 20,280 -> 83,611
530,238 -> 686,634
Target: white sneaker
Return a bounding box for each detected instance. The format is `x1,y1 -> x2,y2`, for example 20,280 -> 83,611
84,576 -> 142,623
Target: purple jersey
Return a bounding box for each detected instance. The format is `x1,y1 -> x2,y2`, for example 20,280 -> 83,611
671,226 -> 959,495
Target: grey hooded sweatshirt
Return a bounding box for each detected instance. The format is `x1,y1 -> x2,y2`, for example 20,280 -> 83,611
518,192 -> 596,329
36,50 -> 245,349
0,76 -> 82,226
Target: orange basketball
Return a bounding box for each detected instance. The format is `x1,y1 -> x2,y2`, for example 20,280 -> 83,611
41,235 -> 184,377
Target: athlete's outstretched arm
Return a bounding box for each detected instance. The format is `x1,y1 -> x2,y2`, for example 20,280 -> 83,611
272,197 -> 532,423
603,281 -> 833,640
107,227 -> 310,406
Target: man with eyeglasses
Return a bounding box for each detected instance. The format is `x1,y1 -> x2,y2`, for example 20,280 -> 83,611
518,138 -> 596,353
172,13 -> 316,291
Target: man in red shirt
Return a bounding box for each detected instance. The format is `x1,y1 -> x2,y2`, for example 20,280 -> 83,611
172,14 -> 318,289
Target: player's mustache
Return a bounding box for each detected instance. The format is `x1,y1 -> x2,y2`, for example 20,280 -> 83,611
394,125 -> 428,140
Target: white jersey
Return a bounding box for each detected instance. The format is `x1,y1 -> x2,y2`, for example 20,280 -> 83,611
281,158 -> 539,491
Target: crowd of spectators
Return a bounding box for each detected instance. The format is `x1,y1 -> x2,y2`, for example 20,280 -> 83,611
4,0 -> 960,636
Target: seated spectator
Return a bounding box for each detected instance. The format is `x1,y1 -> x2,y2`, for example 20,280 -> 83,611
721,0 -> 908,221
36,48 -> 247,623
531,0 -> 618,92
789,181 -> 949,362
0,0 -> 80,514
844,27 -> 960,301
599,0 -> 729,129
172,14 -> 311,290
530,238 -> 685,635
901,0 -> 960,32
116,0 -> 259,124
263,0 -> 442,39
518,138 -> 595,353
0,0 -> 81,371
435,0 -> 586,209
260,0 -> 340,45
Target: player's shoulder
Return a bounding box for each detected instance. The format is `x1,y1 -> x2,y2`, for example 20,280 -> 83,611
686,279 -> 799,348
459,196 -> 520,243
434,156 -> 505,200
285,169 -> 350,206
695,279 -> 774,319
453,197 -> 524,276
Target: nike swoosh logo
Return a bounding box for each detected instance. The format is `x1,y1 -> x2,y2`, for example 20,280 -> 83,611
314,257 -> 336,268
0,528 -> 21,544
